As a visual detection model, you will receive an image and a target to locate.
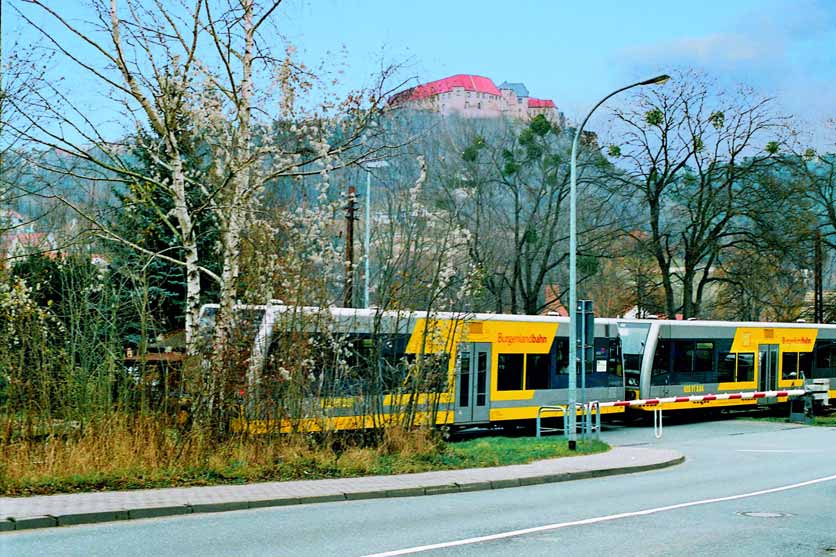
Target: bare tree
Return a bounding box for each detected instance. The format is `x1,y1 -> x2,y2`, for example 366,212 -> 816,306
0,23 -> 54,257
607,71 -> 788,318
794,125 -> 836,251
435,115 -> 620,315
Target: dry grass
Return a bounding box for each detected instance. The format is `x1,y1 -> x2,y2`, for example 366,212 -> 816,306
0,415 -> 607,496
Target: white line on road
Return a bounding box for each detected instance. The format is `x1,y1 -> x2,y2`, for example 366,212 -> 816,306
362,473 -> 836,557
735,449 -> 825,453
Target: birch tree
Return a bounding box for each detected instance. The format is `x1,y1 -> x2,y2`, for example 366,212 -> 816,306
11,0 -> 400,425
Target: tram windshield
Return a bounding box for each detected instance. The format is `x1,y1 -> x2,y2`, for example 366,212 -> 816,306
617,322 -> 650,386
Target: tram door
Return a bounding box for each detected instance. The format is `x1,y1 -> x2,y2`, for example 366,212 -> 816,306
758,344 -> 779,391
455,343 -> 491,423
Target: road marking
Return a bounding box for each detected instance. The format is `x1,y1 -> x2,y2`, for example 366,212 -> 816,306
736,449 -> 824,453
362,473 -> 836,557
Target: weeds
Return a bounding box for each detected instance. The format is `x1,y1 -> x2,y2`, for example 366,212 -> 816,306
0,416 -> 607,496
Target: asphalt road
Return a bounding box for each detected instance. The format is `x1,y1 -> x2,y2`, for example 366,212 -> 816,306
3,419 -> 836,557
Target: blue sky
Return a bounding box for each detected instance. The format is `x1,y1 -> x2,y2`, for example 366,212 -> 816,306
281,0 -> 835,141
6,0 -> 836,146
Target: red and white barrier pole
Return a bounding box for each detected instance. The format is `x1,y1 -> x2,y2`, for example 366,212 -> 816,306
599,389 -> 806,409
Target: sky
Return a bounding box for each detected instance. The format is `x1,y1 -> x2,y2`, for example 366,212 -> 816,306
280,0 -> 836,144
4,0 -> 836,147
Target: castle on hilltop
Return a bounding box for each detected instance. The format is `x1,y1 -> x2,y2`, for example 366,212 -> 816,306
389,74 -> 565,126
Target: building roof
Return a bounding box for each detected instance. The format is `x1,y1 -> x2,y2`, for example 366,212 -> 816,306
498,82 -> 529,98
391,74 -> 501,103
1,231 -> 59,260
528,98 -> 556,108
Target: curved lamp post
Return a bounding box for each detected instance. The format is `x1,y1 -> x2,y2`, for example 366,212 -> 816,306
567,74 -> 670,450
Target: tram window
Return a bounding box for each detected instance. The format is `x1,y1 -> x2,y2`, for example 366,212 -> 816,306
384,353 -> 417,392
222,308 -> 267,373
672,341 -> 694,374
617,322 -> 649,374
737,352 -> 755,382
421,353 -> 450,393
594,339 -> 609,361
555,338 -> 570,374
623,353 -> 642,372
347,336 -> 374,371
497,354 -> 524,391
552,338 -> 570,388
798,352 -> 813,378
781,352 -> 799,380
525,354 -> 551,390
650,340 -> 670,386
814,341 -> 836,378
652,340 -> 670,376
718,351 -> 736,382
380,334 -> 410,366
694,342 -> 714,373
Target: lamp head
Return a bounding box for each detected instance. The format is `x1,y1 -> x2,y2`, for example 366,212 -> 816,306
640,74 -> 671,86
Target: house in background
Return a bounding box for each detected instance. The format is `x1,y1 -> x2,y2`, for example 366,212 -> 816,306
1,231 -> 59,262
389,74 -> 565,126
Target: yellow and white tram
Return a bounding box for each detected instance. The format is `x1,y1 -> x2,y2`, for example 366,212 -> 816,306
198,304 -> 836,432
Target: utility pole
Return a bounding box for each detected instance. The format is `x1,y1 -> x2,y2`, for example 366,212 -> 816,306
814,229 -> 823,323
344,186 -> 357,308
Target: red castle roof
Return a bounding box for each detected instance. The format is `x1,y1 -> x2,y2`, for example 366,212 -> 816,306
391,74 -> 501,103
528,98 -> 555,108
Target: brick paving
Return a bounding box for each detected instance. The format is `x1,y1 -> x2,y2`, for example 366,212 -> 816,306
0,446 -> 682,531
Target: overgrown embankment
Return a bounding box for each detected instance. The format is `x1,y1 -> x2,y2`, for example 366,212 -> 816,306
0,416 -> 607,497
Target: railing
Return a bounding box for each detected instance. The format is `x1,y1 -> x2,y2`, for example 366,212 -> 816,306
537,402 -> 602,440
535,405 -> 567,438
583,400 -> 601,439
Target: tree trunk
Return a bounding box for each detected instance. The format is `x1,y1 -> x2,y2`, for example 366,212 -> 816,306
649,198 -> 676,318
681,269 -> 696,319
206,0 -> 255,426
168,147 -> 201,354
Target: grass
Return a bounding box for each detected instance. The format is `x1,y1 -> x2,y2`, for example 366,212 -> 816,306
0,416 -> 608,497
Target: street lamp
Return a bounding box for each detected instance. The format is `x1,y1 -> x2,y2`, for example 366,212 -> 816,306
363,160 -> 389,308
567,74 -> 670,450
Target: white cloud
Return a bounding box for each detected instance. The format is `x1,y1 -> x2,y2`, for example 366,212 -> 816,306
624,33 -> 770,67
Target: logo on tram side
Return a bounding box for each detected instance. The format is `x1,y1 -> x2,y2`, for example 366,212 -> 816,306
731,327 -> 818,353
683,384 -> 705,393
780,336 -> 812,346
496,333 -> 548,345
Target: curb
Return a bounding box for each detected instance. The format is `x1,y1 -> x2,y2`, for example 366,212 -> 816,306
2,454 -> 684,532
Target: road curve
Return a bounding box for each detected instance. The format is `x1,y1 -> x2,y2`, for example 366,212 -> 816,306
3,420 -> 836,557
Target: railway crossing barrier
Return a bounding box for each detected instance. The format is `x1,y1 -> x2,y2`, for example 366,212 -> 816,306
597,389 -> 807,409
597,389 -> 807,439
538,389 -> 814,440
653,406 -> 663,439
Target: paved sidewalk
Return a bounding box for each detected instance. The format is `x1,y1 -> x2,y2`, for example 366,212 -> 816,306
0,446 -> 682,532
